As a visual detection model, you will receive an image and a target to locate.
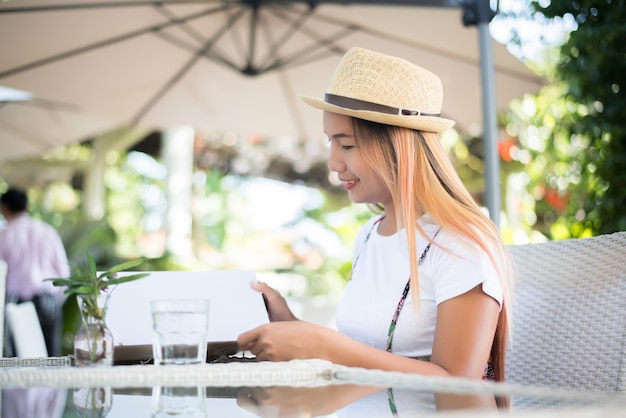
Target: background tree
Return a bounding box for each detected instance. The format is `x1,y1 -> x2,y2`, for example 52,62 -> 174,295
540,0 -> 626,235
507,0 -> 626,238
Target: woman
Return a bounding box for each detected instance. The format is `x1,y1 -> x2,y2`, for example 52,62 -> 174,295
238,47 -> 513,384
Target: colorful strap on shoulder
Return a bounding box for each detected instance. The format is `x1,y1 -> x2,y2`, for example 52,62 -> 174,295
386,229 -> 440,353
350,215 -> 384,279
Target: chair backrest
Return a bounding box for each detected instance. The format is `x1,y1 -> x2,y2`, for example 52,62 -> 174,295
506,231 -> 626,393
5,301 -> 49,358
0,260 -> 6,356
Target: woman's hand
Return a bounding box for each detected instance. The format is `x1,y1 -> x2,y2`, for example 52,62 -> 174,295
251,281 -> 298,322
237,385 -> 384,417
237,321 -> 336,361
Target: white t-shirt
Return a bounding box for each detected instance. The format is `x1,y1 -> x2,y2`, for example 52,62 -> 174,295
335,215 -> 503,358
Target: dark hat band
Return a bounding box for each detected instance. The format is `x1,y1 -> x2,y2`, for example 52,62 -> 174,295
324,93 -> 441,117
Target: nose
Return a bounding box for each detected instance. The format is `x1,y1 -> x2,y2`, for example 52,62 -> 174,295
327,142 -> 345,174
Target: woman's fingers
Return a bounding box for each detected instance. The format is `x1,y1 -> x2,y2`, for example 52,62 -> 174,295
250,280 -> 267,293
250,281 -> 298,322
237,326 -> 260,351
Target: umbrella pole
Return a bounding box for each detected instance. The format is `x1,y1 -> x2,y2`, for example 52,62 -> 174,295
462,0 -> 501,228
478,22 -> 500,228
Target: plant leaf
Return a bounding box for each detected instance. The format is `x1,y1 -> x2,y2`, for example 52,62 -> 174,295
72,285 -> 94,294
106,258 -> 145,274
103,273 -> 150,287
87,253 -> 97,279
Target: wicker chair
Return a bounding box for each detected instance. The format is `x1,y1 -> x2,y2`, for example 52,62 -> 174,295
5,301 -> 48,358
506,231 -> 626,393
0,260 -> 6,356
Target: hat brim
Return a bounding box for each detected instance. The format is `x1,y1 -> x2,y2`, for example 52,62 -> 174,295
299,95 -> 455,134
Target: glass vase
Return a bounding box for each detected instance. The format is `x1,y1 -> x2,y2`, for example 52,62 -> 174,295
75,294 -> 114,367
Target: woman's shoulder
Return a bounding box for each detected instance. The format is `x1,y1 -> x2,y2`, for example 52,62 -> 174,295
421,217 -> 498,259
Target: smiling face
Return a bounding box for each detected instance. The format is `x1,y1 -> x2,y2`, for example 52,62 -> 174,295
324,111 -> 392,207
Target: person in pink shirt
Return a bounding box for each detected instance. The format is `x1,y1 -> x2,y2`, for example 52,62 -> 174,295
0,187 -> 69,356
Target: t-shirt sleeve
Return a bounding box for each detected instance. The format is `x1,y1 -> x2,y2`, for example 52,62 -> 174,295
428,233 -> 503,309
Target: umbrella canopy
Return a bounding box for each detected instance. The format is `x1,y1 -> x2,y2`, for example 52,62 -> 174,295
0,0 -> 542,162
0,98 -> 116,161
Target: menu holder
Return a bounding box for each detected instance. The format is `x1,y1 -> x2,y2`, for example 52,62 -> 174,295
106,270 -> 270,351
113,341 -> 241,365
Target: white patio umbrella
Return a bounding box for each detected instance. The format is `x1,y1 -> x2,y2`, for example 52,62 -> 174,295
0,0 -> 543,217
0,98 -> 116,162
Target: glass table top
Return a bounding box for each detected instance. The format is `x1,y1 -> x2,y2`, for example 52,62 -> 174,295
1,359 -> 624,417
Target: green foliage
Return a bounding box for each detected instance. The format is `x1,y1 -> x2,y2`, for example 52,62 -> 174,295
528,0 -> 626,235
60,218 -> 119,267
503,0 -> 626,238
199,168 -> 229,249
134,251 -> 189,271
106,152 -> 155,255
503,85 -> 590,238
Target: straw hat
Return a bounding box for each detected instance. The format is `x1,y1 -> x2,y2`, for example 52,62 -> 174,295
300,47 -> 455,133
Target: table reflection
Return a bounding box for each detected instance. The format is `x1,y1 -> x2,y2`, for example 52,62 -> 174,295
1,387 -> 66,418
238,386 -> 500,418
1,370 -> 624,418
237,385 -> 387,417
1,384 -> 502,417
73,387 -> 112,418
151,386 -> 206,417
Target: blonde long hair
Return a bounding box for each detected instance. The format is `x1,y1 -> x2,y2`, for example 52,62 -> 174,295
352,118 -> 513,381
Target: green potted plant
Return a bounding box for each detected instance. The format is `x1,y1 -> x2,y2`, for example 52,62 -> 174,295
48,253 -> 149,366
